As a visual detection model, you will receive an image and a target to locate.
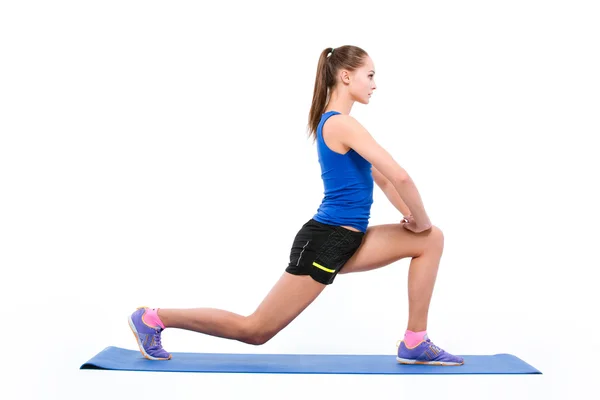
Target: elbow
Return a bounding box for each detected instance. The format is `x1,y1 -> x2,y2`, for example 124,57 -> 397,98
391,173 -> 410,187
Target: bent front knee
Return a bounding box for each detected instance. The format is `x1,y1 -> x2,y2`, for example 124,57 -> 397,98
428,225 -> 444,251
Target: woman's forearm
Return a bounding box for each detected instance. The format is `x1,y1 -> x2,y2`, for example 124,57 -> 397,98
381,182 -> 412,217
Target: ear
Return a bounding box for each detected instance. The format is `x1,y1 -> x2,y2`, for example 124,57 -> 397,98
340,69 -> 351,85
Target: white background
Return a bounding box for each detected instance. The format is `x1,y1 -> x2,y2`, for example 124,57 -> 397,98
1,1 -> 599,399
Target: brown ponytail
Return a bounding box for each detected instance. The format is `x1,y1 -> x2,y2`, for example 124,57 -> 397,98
307,45 -> 369,141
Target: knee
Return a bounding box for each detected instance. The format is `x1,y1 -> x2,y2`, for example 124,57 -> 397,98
246,331 -> 274,346
429,225 -> 445,251
240,317 -> 276,346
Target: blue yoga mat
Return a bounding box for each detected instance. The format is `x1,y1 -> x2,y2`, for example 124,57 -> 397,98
80,346 -> 541,375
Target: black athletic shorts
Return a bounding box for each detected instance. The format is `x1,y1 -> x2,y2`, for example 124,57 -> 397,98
286,218 -> 365,285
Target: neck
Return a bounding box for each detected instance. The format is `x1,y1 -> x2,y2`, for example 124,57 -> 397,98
325,90 -> 354,115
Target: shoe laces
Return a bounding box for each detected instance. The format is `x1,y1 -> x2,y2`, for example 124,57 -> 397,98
426,339 -> 443,353
151,328 -> 163,349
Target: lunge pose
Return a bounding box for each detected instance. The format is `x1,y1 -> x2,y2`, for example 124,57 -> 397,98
128,45 -> 464,366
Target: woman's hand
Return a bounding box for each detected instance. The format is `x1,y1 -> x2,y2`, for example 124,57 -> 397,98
401,215 -> 433,233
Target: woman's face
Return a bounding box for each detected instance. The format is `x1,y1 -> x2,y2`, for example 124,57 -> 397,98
349,57 -> 377,104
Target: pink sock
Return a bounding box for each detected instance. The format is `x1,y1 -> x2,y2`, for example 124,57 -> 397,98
404,329 -> 427,347
143,308 -> 165,329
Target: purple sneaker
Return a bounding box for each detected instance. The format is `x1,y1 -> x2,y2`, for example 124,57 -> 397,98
128,306 -> 171,360
396,335 -> 464,366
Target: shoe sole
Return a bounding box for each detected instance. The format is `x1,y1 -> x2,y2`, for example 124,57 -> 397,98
128,306 -> 171,361
396,357 -> 464,366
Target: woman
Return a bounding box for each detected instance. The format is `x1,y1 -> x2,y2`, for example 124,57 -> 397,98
128,45 -> 464,366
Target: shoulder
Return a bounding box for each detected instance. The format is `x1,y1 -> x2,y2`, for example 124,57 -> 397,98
323,114 -> 368,140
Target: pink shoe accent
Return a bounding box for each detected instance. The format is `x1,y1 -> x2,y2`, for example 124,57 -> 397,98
404,329 -> 427,348
142,308 -> 165,329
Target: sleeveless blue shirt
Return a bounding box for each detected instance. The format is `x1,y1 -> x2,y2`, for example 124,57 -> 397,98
312,111 -> 374,232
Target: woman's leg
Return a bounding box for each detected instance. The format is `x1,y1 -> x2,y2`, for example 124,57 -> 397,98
339,223 -> 445,332
158,272 -> 326,345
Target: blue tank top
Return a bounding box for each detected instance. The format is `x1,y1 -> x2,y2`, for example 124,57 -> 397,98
312,111 -> 374,232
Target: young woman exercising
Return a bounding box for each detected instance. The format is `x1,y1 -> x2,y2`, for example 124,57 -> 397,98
128,45 -> 464,366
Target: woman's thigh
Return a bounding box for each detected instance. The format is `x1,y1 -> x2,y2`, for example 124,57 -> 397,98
248,272 -> 326,340
339,223 -> 444,274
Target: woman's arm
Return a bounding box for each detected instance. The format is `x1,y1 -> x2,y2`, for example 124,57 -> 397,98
372,166 -> 412,217
328,115 -> 429,224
